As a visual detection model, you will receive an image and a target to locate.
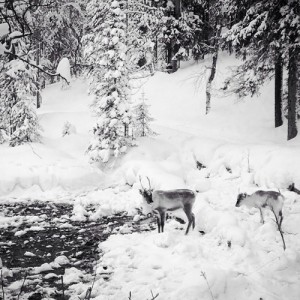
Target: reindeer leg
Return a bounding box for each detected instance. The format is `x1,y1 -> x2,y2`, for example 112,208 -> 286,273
161,211 -> 166,233
153,210 -> 161,233
272,208 -> 283,232
156,215 -> 161,233
279,210 -> 283,230
192,213 -> 195,230
259,208 -> 264,224
184,205 -> 193,235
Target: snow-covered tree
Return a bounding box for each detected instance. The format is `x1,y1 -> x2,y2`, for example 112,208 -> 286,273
0,59 -> 41,146
0,128 -> 8,144
0,58 -> 13,140
157,1 -> 194,71
223,0 -> 299,140
126,1 -> 163,75
0,66 -> 9,144
133,93 -> 156,138
83,0 -> 133,163
62,121 -> 76,137
31,0 -> 85,79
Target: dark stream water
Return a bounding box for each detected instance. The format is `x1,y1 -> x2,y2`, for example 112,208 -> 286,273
0,201 -> 153,300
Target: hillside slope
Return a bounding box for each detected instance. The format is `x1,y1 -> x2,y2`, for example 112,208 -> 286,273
0,54 -> 299,196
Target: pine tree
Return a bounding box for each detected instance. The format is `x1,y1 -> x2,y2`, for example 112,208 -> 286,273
83,0 -> 133,163
9,98 -> 41,147
158,0 -> 195,71
0,58 -> 14,142
133,93 -> 156,138
0,59 -> 41,146
0,80 -> 9,144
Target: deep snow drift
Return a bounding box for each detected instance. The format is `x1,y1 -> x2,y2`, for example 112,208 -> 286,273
0,79 -> 102,196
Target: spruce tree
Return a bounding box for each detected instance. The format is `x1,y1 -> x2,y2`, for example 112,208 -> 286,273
133,93 -> 156,138
0,59 -> 41,146
83,0 -> 133,163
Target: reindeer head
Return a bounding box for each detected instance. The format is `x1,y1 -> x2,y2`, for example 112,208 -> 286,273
235,193 -> 247,207
139,176 -> 154,204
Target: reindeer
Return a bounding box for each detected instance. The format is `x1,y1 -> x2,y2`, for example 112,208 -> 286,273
235,190 -> 284,229
139,177 -> 196,235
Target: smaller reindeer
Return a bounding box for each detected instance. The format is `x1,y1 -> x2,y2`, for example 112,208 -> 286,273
139,177 -> 196,235
235,190 -> 284,229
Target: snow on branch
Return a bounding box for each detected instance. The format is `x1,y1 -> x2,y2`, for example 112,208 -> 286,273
3,50 -> 70,85
56,58 -> 71,84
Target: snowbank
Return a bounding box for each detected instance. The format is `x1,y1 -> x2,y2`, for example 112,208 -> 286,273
183,137 -> 300,189
0,79 -> 102,196
71,187 -> 142,221
0,142 -> 103,195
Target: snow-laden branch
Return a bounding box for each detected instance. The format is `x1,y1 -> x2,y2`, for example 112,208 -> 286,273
4,50 -> 70,85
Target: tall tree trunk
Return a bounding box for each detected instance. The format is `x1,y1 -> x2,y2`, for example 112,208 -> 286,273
274,54 -> 283,127
36,42 -> 41,109
205,52 -> 218,114
297,55 -> 300,120
166,42 -> 173,66
124,124 -> 129,137
287,49 -> 298,140
205,24 -> 221,115
174,0 -> 181,19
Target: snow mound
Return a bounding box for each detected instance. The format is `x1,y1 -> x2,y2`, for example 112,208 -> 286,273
56,57 -> 71,83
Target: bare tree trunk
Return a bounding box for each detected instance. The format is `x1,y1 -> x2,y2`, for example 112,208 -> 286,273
174,0 -> 181,19
297,54 -> 300,120
154,36 -> 158,68
205,53 -> 218,114
36,43 -> 41,109
274,54 -> 283,127
287,48 -> 298,140
124,124 -> 129,137
205,24 -> 221,115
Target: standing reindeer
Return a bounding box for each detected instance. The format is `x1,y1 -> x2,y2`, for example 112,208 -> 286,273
139,177 -> 196,235
235,190 -> 284,229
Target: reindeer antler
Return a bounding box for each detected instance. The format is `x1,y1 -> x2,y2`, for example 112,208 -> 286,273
146,176 -> 152,190
139,175 -> 145,190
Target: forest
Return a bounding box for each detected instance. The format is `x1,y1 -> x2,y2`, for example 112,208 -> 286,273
0,0 -> 299,153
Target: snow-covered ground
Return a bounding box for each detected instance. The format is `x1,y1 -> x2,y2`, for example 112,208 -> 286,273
93,181 -> 300,300
0,79 -> 102,196
1,54 -> 300,299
